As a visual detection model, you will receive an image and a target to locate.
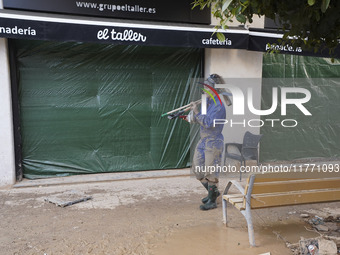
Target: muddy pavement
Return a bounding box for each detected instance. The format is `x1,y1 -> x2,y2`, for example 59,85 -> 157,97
0,175 -> 339,255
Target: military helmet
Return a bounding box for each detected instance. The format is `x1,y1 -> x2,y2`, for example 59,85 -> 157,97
205,74 -> 223,87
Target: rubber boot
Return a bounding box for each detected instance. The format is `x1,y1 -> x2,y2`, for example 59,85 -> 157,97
200,185 -> 218,210
201,182 -> 220,204
201,182 -> 209,204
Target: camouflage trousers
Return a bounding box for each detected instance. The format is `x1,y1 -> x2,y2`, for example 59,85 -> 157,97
192,135 -> 224,185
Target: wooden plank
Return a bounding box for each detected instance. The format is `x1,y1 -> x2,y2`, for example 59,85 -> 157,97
250,188 -> 340,209
223,195 -> 244,203
252,178 -> 340,194
229,197 -> 244,204
253,171 -> 339,183
223,194 -> 243,199
234,201 -> 245,210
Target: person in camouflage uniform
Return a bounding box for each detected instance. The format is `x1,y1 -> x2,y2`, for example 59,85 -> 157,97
190,74 -> 226,211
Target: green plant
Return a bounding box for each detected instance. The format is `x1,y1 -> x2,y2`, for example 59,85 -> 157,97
192,0 -> 340,57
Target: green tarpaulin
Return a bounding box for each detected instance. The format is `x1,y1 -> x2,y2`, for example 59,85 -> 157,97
261,54 -> 340,162
15,40 -> 202,179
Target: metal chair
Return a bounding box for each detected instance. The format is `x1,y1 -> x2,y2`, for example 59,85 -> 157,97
224,131 -> 263,180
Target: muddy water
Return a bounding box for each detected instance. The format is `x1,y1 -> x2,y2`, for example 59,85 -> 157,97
151,219 -> 319,255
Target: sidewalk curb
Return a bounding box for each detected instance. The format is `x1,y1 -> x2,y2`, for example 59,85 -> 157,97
13,168 -> 191,188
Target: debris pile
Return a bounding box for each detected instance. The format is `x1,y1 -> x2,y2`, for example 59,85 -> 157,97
294,208 -> 339,255
282,208 -> 339,255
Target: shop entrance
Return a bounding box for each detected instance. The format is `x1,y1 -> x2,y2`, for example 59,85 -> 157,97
13,40 -> 202,179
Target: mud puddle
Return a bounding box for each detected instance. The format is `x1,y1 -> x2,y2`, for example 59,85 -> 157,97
150,219 -> 319,255
260,218 -> 321,244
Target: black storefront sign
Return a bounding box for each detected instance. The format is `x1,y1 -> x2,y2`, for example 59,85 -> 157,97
0,11 -> 339,58
0,13 -> 249,49
249,29 -> 340,59
3,0 -> 210,24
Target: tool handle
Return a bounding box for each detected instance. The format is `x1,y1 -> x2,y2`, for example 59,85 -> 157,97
161,99 -> 201,117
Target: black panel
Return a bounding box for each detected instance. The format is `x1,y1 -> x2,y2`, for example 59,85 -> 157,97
3,0 -> 211,24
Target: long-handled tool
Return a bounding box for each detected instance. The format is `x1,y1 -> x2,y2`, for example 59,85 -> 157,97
161,99 -> 201,118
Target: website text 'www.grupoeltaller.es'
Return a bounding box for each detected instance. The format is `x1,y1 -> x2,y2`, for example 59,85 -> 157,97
75,1 -> 157,14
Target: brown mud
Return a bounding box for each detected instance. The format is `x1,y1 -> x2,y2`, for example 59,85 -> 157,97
0,176 -> 338,255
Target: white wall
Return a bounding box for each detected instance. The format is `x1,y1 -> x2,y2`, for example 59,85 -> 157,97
0,1 -> 16,188
0,38 -> 16,188
206,11 -> 264,144
205,48 -> 263,144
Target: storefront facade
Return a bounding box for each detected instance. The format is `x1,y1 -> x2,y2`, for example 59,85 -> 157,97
1,1 -> 339,187
0,1 -> 262,185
